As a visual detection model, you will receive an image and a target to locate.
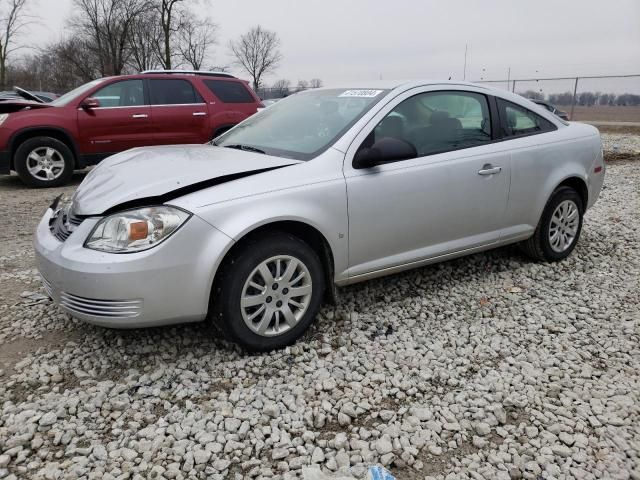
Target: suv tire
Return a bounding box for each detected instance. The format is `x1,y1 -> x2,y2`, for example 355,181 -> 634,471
211,232 -> 325,351
15,136 -> 74,188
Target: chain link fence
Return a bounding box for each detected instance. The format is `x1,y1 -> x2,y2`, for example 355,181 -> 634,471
257,75 -> 640,124
477,74 -> 640,123
255,87 -> 312,100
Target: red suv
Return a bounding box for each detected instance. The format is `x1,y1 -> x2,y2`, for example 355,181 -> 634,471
0,71 -> 263,187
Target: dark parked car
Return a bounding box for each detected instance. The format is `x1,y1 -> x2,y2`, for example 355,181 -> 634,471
0,87 -> 59,103
530,99 -> 569,121
0,70 -> 263,187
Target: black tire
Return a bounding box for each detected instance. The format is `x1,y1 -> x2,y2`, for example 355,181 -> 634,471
211,232 -> 325,351
211,125 -> 234,141
520,186 -> 584,262
14,136 -> 74,188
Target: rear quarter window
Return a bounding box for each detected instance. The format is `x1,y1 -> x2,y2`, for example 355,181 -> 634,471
204,80 -> 255,103
497,98 -> 556,138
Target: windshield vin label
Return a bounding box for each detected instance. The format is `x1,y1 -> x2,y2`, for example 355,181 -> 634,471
339,90 -> 383,98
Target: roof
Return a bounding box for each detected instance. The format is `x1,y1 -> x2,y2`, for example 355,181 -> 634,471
313,79 -> 491,92
141,69 -> 235,79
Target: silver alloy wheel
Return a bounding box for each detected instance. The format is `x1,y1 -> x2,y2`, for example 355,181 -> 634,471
549,199 -> 580,253
26,147 -> 66,181
241,255 -> 313,337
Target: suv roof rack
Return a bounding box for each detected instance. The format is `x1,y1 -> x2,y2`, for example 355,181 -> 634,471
141,69 -> 235,78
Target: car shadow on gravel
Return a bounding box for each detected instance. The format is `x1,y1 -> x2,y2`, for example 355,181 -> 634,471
49,243 -> 536,364
9,228 -> 601,380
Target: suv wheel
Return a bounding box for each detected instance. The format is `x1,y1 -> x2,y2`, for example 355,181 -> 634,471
14,137 -> 74,187
211,232 -> 325,351
521,186 -> 584,262
211,126 -> 233,141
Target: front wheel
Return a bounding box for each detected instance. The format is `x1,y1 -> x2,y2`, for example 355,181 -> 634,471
14,136 -> 74,187
211,232 -> 325,351
520,186 -> 584,262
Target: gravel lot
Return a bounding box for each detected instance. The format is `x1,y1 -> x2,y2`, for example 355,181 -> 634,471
0,134 -> 639,480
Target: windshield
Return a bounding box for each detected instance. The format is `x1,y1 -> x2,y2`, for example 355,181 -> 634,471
215,88 -> 389,160
51,79 -> 107,107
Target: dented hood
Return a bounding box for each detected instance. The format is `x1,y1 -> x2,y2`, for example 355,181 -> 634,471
73,144 -> 301,215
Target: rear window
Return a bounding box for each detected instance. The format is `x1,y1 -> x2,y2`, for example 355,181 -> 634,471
497,98 -> 556,137
204,80 -> 255,103
149,79 -> 203,105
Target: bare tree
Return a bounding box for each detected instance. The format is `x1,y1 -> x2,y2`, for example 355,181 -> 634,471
297,79 -> 308,90
229,25 -> 282,90
71,0 -> 152,76
309,78 -> 322,88
8,40 -> 96,92
155,0 -> 185,69
0,0 -> 31,88
272,78 -> 290,96
56,37 -> 103,83
128,9 -> 162,71
177,13 -> 217,70
208,64 -> 230,72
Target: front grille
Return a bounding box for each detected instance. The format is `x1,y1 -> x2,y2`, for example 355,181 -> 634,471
49,206 -> 84,242
41,275 -> 53,298
59,292 -> 142,319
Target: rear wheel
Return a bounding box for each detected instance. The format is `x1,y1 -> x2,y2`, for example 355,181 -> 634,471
520,186 -> 583,262
14,136 -> 74,187
211,232 -> 325,351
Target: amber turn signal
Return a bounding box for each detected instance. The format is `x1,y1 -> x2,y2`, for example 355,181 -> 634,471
129,221 -> 149,241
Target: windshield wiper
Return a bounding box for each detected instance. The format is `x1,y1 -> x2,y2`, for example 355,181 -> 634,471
223,144 -> 266,154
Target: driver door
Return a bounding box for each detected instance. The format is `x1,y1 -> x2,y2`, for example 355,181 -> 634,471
77,79 -> 152,156
344,88 -> 511,279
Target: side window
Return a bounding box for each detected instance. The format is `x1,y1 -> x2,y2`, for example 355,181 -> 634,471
204,80 -> 254,103
92,80 -> 145,107
497,99 -> 556,137
362,91 -> 492,158
149,79 -> 204,105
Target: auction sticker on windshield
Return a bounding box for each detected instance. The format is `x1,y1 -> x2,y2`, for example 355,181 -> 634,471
339,90 -> 383,98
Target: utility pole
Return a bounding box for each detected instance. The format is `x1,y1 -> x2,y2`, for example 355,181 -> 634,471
570,77 -> 579,121
463,44 -> 468,80
507,67 -> 511,91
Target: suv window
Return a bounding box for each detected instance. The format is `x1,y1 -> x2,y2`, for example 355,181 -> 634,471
497,98 -> 556,137
204,80 -> 254,103
93,80 -> 145,107
149,79 -> 203,105
364,91 -> 492,157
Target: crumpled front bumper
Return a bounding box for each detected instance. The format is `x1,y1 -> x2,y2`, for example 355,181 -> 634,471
33,207 -> 234,328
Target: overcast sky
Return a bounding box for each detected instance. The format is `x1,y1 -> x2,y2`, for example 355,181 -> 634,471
27,0 -> 640,89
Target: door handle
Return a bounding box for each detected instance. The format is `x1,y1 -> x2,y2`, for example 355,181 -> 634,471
131,114 -> 148,119
192,112 -> 207,116
478,165 -> 502,175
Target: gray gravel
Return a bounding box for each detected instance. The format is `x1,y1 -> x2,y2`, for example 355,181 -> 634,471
0,150 -> 639,479
601,133 -> 640,155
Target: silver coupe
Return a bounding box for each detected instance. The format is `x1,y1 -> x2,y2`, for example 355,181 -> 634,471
34,81 -> 605,350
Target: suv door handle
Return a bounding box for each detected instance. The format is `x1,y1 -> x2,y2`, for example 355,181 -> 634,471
192,112 -> 207,116
131,114 -> 148,119
478,165 -> 502,175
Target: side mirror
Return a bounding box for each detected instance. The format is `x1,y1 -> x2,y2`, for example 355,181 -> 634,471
81,97 -> 101,109
353,137 -> 417,169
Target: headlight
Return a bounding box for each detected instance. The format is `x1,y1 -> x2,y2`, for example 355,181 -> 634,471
85,206 -> 190,253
